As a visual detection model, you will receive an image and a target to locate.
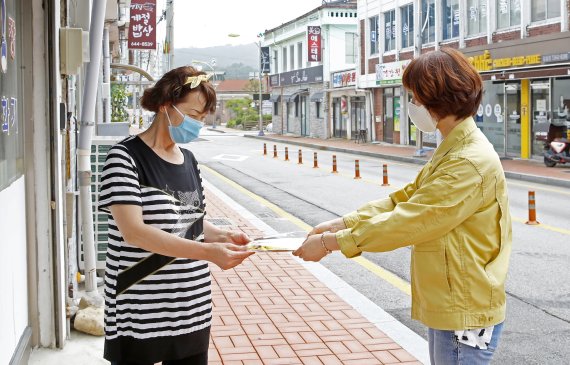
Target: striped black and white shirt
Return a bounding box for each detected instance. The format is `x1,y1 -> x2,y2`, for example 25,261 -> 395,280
99,136 -> 211,363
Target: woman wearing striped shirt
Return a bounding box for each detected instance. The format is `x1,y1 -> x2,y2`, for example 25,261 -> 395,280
99,66 -> 254,365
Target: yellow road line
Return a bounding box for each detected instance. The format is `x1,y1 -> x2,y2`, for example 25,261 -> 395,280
512,217 -> 570,235
200,164 -> 412,296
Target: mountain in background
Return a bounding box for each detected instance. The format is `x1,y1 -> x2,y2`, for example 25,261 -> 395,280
174,44 -> 259,79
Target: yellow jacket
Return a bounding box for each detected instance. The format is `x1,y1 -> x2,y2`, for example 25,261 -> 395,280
336,117 -> 512,330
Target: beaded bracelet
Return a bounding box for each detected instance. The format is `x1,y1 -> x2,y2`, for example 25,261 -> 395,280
321,233 -> 332,254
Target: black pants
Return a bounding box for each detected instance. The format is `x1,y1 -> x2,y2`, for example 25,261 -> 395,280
110,351 -> 207,365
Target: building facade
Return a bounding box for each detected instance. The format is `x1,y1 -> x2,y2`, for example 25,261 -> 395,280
359,0 -> 570,158
265,1 -> 361,139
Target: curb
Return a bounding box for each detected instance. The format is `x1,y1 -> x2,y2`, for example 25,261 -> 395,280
245,135 -> 570,188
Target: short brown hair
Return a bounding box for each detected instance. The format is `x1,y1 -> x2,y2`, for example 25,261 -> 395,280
402,48 -> 482,121
140,66 -> 217,113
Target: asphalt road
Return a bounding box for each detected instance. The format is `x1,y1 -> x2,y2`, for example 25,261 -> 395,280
189,130 -> 570,364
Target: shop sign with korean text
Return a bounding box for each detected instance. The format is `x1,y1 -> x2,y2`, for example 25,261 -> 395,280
332,69 -> 356,88
128,0 -> 156,50
307,26 -> 321,62
270,65 -> 323,87
375,60 -> 410,85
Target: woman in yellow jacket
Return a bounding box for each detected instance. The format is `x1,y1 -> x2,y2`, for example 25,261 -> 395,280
294,48 -> 512,365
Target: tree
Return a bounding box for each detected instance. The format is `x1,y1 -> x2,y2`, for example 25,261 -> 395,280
111,84 -> 129,123
225,98 -> 258,126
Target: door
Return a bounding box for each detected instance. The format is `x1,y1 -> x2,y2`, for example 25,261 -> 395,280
300,96 -> 309,136
504,82 -> 521,157
531,80 -> 551,157
332,99 -> 346,138
383,87 -> 394,143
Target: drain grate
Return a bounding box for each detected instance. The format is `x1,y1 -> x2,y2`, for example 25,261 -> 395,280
206,218 -> 234,226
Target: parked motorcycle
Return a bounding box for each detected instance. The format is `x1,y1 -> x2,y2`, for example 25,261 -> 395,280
544,138 -> 570,167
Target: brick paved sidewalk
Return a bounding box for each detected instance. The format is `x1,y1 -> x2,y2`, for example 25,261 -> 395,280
205,189 -> 421,365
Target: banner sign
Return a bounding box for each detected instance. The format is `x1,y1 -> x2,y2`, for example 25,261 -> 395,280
128,0 -> 156,50
260,46 -> 270,73
375,60 -> 411,85
307,26 -> 321,62
332,69 -> 356,88
269,65 -> 323,87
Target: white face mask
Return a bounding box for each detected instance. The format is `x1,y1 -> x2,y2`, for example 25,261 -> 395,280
408,102 -> 438,133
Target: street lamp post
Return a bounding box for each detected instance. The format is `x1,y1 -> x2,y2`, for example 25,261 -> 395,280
257,40 -> 264,136
192,59 -> 217,128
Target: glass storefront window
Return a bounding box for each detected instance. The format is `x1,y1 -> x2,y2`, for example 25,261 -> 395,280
443,0 -> 460,40
421,0 -> 436,44
0,0 -> 24,192
497,0 -> 521,29
531,81 -> 551,155
401,4 -> 414,48
467,0 -> 487,35
478,82 -> 505,154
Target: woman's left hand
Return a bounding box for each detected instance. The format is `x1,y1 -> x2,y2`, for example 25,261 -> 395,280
293,234 -> 329,262
225,231 -> 251,246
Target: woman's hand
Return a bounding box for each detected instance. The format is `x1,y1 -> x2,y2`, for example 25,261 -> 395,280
206,242 -> 254,270
293,232 -> 339,262
308,218 -> 346,236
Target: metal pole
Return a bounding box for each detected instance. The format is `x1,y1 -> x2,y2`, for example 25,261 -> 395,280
258,41 -> 264,136
103,26 -> 111,124
77,0 -> 106,299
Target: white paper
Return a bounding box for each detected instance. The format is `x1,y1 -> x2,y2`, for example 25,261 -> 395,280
247,237 -> 306,252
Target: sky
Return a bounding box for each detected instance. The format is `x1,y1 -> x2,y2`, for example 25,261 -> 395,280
170,0 -> 325,48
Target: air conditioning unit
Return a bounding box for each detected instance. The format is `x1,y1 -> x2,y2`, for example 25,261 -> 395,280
79,137 -> 120,271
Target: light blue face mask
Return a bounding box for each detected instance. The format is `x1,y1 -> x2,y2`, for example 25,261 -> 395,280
166,105 -> 204,143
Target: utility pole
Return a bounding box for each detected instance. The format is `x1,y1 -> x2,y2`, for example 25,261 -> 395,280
413,0 -> 426,157
166,0 -> 174,71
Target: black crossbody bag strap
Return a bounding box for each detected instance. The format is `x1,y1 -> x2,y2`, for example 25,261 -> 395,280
115,253 -> 176,295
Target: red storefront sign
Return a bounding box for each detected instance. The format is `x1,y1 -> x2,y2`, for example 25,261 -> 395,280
128,0 -> 156,50
307,26 -> 321,62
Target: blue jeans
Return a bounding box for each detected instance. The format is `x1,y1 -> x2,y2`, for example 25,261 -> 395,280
428,322 -> 504,365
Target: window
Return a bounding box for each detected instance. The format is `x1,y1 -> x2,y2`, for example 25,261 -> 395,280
297,42 -> 303,69
273,102 -> 279,116
401,4 -> 414,48
345,32 -> 357,63
273,50 -> 278,73
532,0 -> 561,22
443,0 -> 460,40
421,0 -> 436,44
282,47 -> 288,72
316,102 -> 321,118
467,0 -> 487,35
384,10 -> 396,52
295,100 -> 299,117
369,16 -> 379,55
497,0 -> 521,29
289,45 -> 295,70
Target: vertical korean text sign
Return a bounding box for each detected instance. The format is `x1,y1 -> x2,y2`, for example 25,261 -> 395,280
128,0 -> 157,50
307,26 -> 321,62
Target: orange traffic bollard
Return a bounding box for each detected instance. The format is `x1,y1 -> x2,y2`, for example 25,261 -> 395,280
273,145 -> 277,158
381,164 -> 390,186
332,155 -> 338,173
298,149 -> 303,164
284,147 -> 289,161
263,143 -> 267,156
525,191 -> 540,225
313,152 -> 319,168
354,160 -> 361,179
